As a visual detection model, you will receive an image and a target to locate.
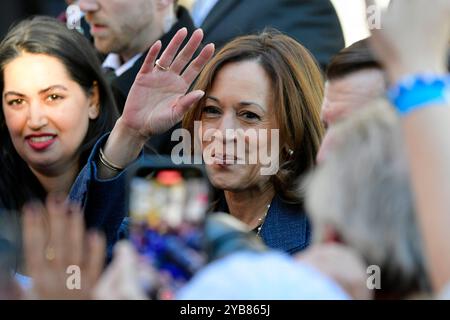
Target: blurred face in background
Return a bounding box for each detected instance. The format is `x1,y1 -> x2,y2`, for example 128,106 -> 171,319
2,53 -> 99,175
199,60 -> 279,192
79,0 -> 158,60
317,68 -> 385,163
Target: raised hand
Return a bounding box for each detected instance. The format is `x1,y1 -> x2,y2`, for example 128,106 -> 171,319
99,29 -> 214,178
93,241 -> 155,300
364,0 -> 450,294
23,194 -> 105,299
121,28 -> 215,139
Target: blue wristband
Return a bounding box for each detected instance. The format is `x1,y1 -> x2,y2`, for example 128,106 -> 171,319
387,74 -> 450,116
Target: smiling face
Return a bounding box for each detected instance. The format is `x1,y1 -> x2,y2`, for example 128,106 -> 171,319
2,52 -> 99,174
199,60 -> 279,192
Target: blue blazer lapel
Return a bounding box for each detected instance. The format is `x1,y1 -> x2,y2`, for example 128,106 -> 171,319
260,195 -> 311,254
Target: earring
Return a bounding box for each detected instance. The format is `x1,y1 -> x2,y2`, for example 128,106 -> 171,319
288,149 -> 294,156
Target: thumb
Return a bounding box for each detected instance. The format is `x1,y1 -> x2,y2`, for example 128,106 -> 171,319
172,90 -> 205,121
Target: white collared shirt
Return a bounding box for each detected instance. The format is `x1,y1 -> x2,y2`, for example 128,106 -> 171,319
102,52 -> 143,77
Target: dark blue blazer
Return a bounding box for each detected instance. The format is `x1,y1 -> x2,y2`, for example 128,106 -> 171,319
260,196 -> 311,254
216,194 -> 311,255
69,134 -> 137,258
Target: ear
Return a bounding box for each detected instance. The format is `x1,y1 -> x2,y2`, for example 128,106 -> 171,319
88,81 -> 100,120
156,0 -> 174,11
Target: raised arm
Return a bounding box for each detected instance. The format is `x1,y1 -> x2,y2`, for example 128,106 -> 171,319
367,0 -> 450,293
99,28 -> 215,178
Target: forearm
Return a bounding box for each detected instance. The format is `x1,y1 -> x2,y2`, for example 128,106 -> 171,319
401,103 -> 450,293
98,117 -> 147,179
390,64 -> 450,292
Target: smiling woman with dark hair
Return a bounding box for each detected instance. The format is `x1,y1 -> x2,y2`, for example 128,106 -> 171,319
183,30 -> 325,254
0,16 -> 118,212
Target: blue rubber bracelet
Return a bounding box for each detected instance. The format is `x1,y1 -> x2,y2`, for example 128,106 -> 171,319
387,74 -> 450,116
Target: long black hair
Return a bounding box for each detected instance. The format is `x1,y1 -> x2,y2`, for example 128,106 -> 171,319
0,16 -> 119,211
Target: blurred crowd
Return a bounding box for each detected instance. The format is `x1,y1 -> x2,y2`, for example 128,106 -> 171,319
0,0 -> 450,300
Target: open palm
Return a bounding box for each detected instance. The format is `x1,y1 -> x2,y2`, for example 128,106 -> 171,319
122,28 -> 215,138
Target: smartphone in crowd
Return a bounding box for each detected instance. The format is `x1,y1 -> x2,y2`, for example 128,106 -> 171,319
127,156 -> 212,299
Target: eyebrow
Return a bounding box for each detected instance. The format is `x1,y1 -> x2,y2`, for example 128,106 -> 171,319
206,96 -> 266,112
39,85 -> 68,94
3,85 -> 68,99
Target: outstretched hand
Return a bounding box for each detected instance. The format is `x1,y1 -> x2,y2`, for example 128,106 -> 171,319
23,194 -> 105,299
121,28 -> 215,139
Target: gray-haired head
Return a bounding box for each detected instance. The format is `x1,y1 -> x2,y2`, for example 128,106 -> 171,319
304,100 -> 430,297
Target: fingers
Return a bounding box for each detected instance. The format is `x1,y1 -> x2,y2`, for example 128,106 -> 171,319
182,43 -> 215,84
46,193 -> 68,270
172,90 -> 205,122
138,40 -> 162,74
23,202 -> 47,279
156,28 -> 189,70
114,242 -> 147,300
68,203 -> 84,267
85,231 -> 106,289
170,29 -> 204,74
93,241 -> 146,300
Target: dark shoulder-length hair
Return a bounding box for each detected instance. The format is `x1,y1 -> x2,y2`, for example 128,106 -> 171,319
183,29 -> 324,204
0,16 -> 119,211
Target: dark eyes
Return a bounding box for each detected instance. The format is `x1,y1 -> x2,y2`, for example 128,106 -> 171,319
202,106 -> 221,115
6,94 -> 64,107
7,98 -> 25,106
46,94 -> 64,102
202,106 -> 262,121
240,111 -> 261,121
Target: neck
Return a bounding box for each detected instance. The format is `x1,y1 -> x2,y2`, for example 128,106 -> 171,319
119,30 -> 159,63
120,11 -> 177,63
29,160 -> 80,195
224,184 -> 275,230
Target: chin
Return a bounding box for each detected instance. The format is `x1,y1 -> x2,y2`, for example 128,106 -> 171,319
94,39 -> 114,55
206,165 -> 250,190
209,175 -> 241,191
24,152 -> 62,171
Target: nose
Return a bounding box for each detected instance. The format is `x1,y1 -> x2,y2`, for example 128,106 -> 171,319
79,0 -> 99,13
215,112 -> 238,145
27,102 -> 48,130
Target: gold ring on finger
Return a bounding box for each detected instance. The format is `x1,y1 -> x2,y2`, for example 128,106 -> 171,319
45,246 -> 55,261
155,59 -> 169,72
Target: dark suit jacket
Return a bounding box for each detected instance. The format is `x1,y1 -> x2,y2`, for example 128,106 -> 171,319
108,6 -> 195,155
200,0 -> 344,69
